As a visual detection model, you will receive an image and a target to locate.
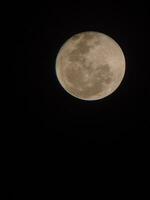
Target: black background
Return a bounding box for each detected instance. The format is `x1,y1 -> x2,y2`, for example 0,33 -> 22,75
12,0 -> 149,145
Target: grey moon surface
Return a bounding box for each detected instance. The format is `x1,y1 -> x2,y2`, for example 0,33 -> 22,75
55,31 -> 126,101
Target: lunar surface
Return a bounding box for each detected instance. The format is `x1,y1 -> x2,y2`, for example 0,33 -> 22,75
55,31 -> 126,100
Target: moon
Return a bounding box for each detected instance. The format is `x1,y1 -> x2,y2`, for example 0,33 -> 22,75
55,31 -> 126,101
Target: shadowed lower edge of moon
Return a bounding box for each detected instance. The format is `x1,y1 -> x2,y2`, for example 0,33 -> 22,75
56,63 -> 125,101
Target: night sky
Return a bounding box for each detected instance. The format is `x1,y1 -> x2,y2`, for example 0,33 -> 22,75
12,1 -> 149,145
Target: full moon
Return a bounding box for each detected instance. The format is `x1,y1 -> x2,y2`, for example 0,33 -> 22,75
55,31 -> 126,101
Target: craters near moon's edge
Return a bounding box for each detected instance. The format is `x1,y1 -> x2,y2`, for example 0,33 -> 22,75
68,36 -> 92,63
64,63 -> 113,99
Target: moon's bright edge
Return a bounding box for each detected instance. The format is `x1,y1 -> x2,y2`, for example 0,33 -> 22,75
55,31 -> 126,101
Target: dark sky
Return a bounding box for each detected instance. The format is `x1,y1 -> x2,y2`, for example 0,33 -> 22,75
12,1 -> 149,145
